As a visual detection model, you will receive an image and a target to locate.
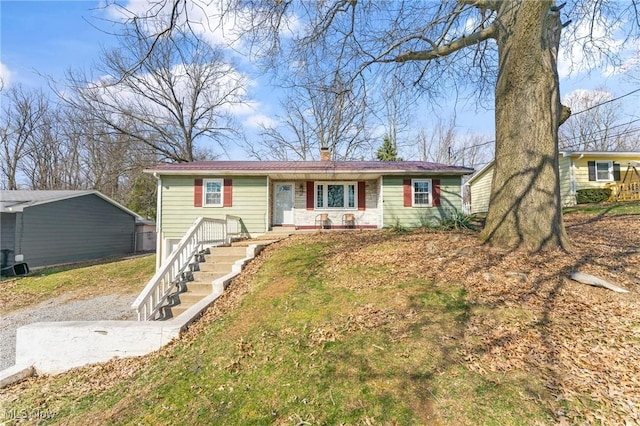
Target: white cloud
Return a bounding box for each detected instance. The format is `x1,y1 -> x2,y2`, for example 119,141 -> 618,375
102,0 -> 300,59
603,45 -> 640,77
224,97 -> 277,130
102,1 -> 247,50
558,13 -> 623,79
463,16 -> 481,34
225,99 -> 258,117
0,62 -> 14,88
562,88 -> 614,109
244,113 -> 276,130
369,124 -> 388,140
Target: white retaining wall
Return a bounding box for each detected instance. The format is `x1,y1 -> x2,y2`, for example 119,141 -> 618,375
3,244 -> 266,380
15,321 -> 182,374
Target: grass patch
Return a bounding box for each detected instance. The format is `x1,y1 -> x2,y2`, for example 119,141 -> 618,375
563,201 -> 640,215
0,255 -> 155,314
0,237 -> 561,425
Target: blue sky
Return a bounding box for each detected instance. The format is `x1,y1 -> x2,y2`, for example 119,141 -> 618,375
2,1 -> 639,161
1,1 -> 116,87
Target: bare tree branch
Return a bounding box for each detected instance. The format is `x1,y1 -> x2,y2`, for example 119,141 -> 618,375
393,25 -> 497,62
61,27 -> 246,163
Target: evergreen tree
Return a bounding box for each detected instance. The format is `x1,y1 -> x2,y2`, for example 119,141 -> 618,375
376,135 -> 402,161
126,174 -> 157,220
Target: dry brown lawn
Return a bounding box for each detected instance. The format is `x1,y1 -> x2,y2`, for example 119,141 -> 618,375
1,212 -> 638,423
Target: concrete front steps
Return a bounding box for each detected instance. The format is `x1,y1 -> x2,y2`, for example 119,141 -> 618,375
163,233 -> 295,319
166,246 -> 248,318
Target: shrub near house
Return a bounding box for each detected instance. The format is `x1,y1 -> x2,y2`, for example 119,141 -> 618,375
576,188 -> 612,204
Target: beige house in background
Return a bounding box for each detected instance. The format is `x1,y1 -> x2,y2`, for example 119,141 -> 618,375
467,151 -> 640,214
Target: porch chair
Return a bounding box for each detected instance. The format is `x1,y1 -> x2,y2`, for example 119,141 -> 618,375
342,213 -> 356,229
315,213 -> 330,229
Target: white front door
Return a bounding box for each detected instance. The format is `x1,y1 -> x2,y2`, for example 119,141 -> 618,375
274,183 -> 294,225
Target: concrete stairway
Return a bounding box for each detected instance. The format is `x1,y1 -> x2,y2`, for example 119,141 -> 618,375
162,235 -> 289,319
157,227 -> 297,320
165,246 -> 248,318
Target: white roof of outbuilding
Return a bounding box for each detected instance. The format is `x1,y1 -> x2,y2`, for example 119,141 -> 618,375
0,190 -> 142,219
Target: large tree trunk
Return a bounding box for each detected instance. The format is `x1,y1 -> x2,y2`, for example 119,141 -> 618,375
479,1 -> 570,251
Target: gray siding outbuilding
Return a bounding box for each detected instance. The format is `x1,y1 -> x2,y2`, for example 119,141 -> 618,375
0,190 -> 139,269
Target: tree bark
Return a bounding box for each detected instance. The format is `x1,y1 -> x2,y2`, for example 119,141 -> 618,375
479,1 -> 570,251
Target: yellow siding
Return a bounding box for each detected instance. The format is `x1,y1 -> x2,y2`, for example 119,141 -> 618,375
470,156 -> 575,210
161,175 -> 268,238
469,154 -> 639,210
469,168 -> 493,214
382,176 -> 463,228
558,156 -> 573,206
572,155 -> 640,190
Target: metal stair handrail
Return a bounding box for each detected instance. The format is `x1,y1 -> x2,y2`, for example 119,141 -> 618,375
132,216 -> 240,321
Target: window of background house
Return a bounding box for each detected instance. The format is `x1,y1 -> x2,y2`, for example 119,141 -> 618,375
595,161 -> 613,181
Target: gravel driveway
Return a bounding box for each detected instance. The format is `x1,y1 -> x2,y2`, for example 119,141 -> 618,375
0,293 -> 137,371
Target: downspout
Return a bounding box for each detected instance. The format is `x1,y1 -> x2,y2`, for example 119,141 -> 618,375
15,211 -> 24,263
571,154 -> 584,206
133,223 -> 137,254
379,176 -> 384,229
266,175 -> 271,233
154,172 -> 162,271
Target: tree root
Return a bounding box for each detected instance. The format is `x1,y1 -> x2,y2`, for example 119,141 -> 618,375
569,272 -> 630,293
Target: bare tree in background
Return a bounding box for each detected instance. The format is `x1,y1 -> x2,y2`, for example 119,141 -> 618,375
414,117 -> 492,169
248,91 -> 314,160
0,83 -> 159,216
63,27 -> 247,163
248,70 -> 373,160
81,124 -> 134,198
0,85 -> 49,189
379,79 -> 414,157
416,118 -> 457,165
454,133 -> 494,170
115,0 -> 640,250
560,89 -> 640,151
20,106 -> 65,189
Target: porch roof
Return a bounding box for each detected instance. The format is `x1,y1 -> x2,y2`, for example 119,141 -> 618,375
145,161 -> 474,180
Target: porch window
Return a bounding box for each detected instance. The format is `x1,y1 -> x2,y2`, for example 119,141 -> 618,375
315,182 -> 356,209
595,161 -> 613,181
203,179 -> 223,206
412,179 -> 432,207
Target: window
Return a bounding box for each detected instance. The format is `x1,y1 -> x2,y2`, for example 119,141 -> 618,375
412,179 -> 432,207
315,182 -> 356,209
203,179 -> 223,206
595,161 -> 613,181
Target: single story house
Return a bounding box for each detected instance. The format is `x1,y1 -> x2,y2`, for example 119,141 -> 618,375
467,151 -> 640,214
0,190 -> 142,270
146,154 -> 474,263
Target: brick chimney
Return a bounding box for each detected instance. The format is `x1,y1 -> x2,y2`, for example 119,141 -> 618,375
320,146 -> 330,162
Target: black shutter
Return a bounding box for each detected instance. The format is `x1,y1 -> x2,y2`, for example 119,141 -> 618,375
613,163 -> 621,181
587,161 -> 596,181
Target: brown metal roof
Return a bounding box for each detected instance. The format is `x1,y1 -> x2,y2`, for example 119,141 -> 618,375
146,161 -> 474,176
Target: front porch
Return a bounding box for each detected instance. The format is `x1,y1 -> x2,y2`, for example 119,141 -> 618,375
269,179 -> 381,231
